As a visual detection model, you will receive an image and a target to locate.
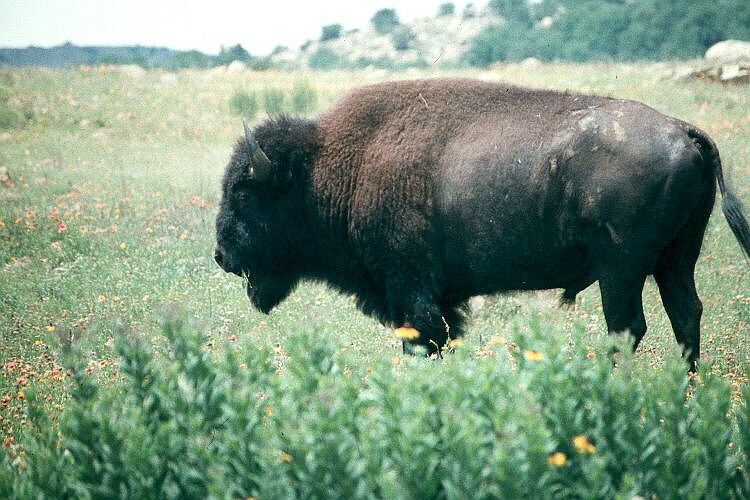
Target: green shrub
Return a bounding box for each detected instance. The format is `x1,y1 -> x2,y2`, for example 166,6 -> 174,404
228,89 -> 258,117
391,25 -> 416,52
320,23 -> 343,42
0,107 -> 23,129
308,47 -> 344,70
438,3 -> 455,17
3,318 -> 748,498
371,8 -> 400,35
262,87 -> 285,115
290,80 -> 317,114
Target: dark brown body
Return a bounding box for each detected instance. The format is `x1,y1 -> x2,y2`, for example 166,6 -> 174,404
214,79 -> 750,368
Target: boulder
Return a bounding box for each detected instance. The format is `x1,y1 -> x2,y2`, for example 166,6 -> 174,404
705,40 -> 750,65
226,60 -> 247,73
116,64 -> 147,79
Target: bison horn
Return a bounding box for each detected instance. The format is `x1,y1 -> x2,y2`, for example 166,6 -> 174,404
243,119 -> 272,182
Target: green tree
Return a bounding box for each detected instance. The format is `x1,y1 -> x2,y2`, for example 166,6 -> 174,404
392,25 -> 416,51
488,0 -> 531,26
438,3 -> 455,16
215,44 -> 250,65
371,8 -> 400,34
320,24 -> 343,42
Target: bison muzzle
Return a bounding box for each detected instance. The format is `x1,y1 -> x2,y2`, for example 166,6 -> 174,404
214,78 -> 750,370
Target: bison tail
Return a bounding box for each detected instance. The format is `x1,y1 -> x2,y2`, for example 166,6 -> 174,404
685,124 -> 750,261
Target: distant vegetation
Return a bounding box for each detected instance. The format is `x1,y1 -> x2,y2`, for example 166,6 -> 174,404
466,0 -> 750,66
2,1 -> 749,70
0,42 -> 270,70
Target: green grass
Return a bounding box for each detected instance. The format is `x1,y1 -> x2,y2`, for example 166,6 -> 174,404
0,63 -> 749,495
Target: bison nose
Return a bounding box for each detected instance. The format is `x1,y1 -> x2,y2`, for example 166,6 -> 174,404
214,247 -> 226,269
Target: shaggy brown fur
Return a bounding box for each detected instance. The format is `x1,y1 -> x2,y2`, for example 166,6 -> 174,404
215,78 -> 750,366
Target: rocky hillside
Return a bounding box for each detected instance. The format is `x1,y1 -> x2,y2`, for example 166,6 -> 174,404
271,8 -> 503,69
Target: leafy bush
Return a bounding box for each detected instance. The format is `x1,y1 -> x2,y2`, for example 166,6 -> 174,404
371,8 -> 400,35
3,318 -> 749,498
391,25 -> 416,52
0,88 -> 35,129
290,80 -> 317,114
438,3 -> 455,17
308,47 -> 344,70
228,89 -> 258,117
262,87 -> 285,115
320,23 -> 343,42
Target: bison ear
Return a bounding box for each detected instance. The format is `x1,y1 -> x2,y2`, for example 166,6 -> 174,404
243,120 -> 273,183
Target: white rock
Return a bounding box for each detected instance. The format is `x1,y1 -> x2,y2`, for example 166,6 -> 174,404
116,64 -> 146,79
720,64 -> 750,83
226,60 -> 247,73
705,40 -> 750,65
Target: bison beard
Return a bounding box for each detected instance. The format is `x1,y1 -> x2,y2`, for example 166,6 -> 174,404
214,78 -> 750,369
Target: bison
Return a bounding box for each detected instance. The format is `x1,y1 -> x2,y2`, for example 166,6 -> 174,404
214,78 -> 750,369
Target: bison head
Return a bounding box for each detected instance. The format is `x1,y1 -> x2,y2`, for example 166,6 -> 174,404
214,118 -> 318,313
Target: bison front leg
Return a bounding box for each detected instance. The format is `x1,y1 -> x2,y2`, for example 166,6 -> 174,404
395,290 -> 466,357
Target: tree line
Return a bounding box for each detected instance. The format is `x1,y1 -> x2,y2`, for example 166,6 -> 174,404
466,0 -> 750,66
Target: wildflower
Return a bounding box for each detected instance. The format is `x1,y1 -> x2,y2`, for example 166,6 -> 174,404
119,242 -> 127,249
229,334 -> 237,342
448,338 -> 463,348
45,324 -> 55,332
524,350 -> 544,361
586,351 -> 595,360
97,294 -> 106,302
264,405 -> 273,416
547,451 -> 567,467
56,221 -> 67,232
34,339 -> 44,345
279,452 -> 293,463
17,390 -> 24,400
395,326 -> 420,340
487,335 -> 505,345
572,435 -> 596,453
79,225 -> 88,233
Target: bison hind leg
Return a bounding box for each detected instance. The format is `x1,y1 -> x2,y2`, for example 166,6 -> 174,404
559,289 -> 577,308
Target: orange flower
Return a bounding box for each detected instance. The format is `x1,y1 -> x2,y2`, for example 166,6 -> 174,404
573,435 -> 596,454
395,326 -> 420,340
524,350 -> 544,361
547,451 -> 567,467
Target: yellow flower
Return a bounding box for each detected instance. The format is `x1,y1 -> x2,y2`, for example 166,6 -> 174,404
119,242 -> 127,249
487,336 -> 506,345
572,435 -> 596,454
34,339 -> 44,345
395,326 -> 420,340
524,350 -> 544,361
45,324 -> 55,332
547,451 -> 567,467
97,294 -> 106,302
448,338 -> 463,348
279,452 -> 293,463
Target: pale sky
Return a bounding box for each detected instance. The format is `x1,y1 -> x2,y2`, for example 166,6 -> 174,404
1,0 -> 475,55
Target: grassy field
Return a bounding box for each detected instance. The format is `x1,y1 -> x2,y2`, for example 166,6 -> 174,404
0,63 -> 749,483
